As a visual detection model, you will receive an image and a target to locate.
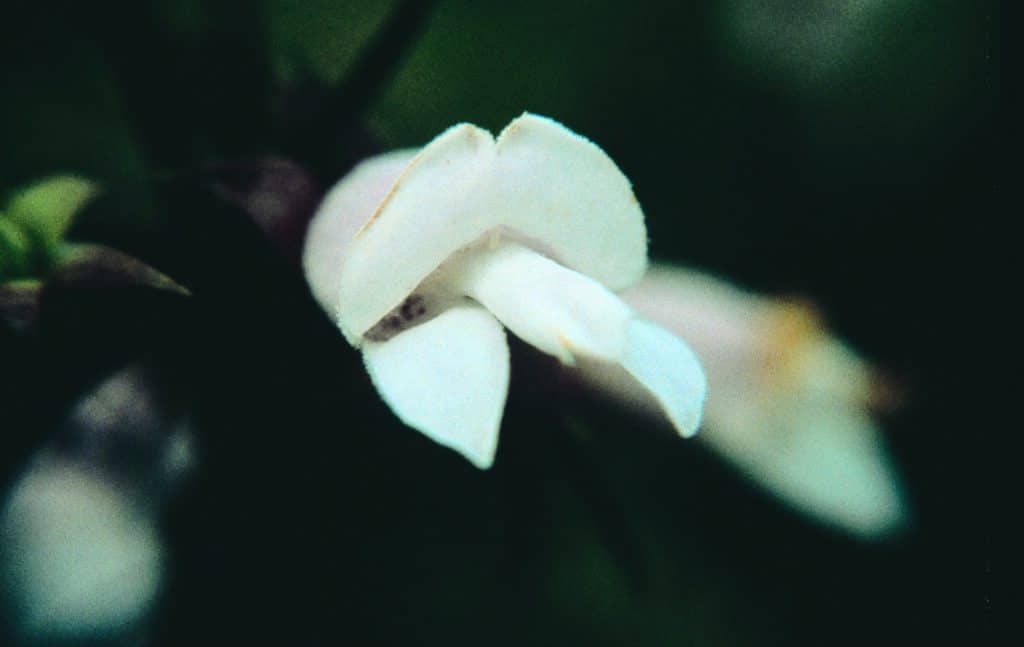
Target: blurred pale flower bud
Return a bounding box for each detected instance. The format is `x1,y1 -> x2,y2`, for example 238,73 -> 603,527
576,265 -> 908,538
1,463 -> 164,642
1,366 -> 192,643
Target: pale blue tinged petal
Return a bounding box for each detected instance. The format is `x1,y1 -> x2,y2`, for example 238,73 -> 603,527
1,465 -> 163,638
756,401 -> 908,538
621,318 -> 707,438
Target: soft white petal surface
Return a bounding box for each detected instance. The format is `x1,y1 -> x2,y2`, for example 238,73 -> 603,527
620,318 -> 706,437
456,241 -> 632,364
702,397 -> 906,538
1,464 -> 163,638
303,151 -> 415,315
584,263 -> 908,536
336,113 -> 648,341
458,241 -> 705,437
363,303 -> 510,468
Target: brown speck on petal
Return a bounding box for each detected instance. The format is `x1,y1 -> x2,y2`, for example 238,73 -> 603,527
399,294 -> 425,321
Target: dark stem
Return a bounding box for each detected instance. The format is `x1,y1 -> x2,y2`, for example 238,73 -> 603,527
285,0 -> 440,181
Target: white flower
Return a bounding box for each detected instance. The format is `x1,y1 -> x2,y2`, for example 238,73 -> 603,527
0,463 -> 164,640
577,265 -> 908,538
1,367 -> 190,641
303,113 -> 707,468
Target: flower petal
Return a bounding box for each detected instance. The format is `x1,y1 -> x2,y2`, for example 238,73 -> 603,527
1,464 -> 163,638
332,113 -> 647,341
362,302 -> 509,469
457,241 -> 705,437
703,399 -> 907,538
620,318 -> 706,437
606,264 -> 907,536
303,152 -> 416,316
456,241 -> 632,364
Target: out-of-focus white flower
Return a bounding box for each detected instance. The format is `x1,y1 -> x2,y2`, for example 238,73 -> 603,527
303,113 -> 706,468
577,265 -> 907,538
0,462 -> 164,641
0,367 -> 191,642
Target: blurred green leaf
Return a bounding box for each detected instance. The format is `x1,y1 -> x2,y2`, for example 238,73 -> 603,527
0,216 -> 34,279
1,176 -> 97,281
5,176 -> 98,244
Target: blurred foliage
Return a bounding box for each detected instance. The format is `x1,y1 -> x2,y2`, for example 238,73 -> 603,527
1,176 -> 97,280
4,177 -> 97,244
1,1 -> 998,645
